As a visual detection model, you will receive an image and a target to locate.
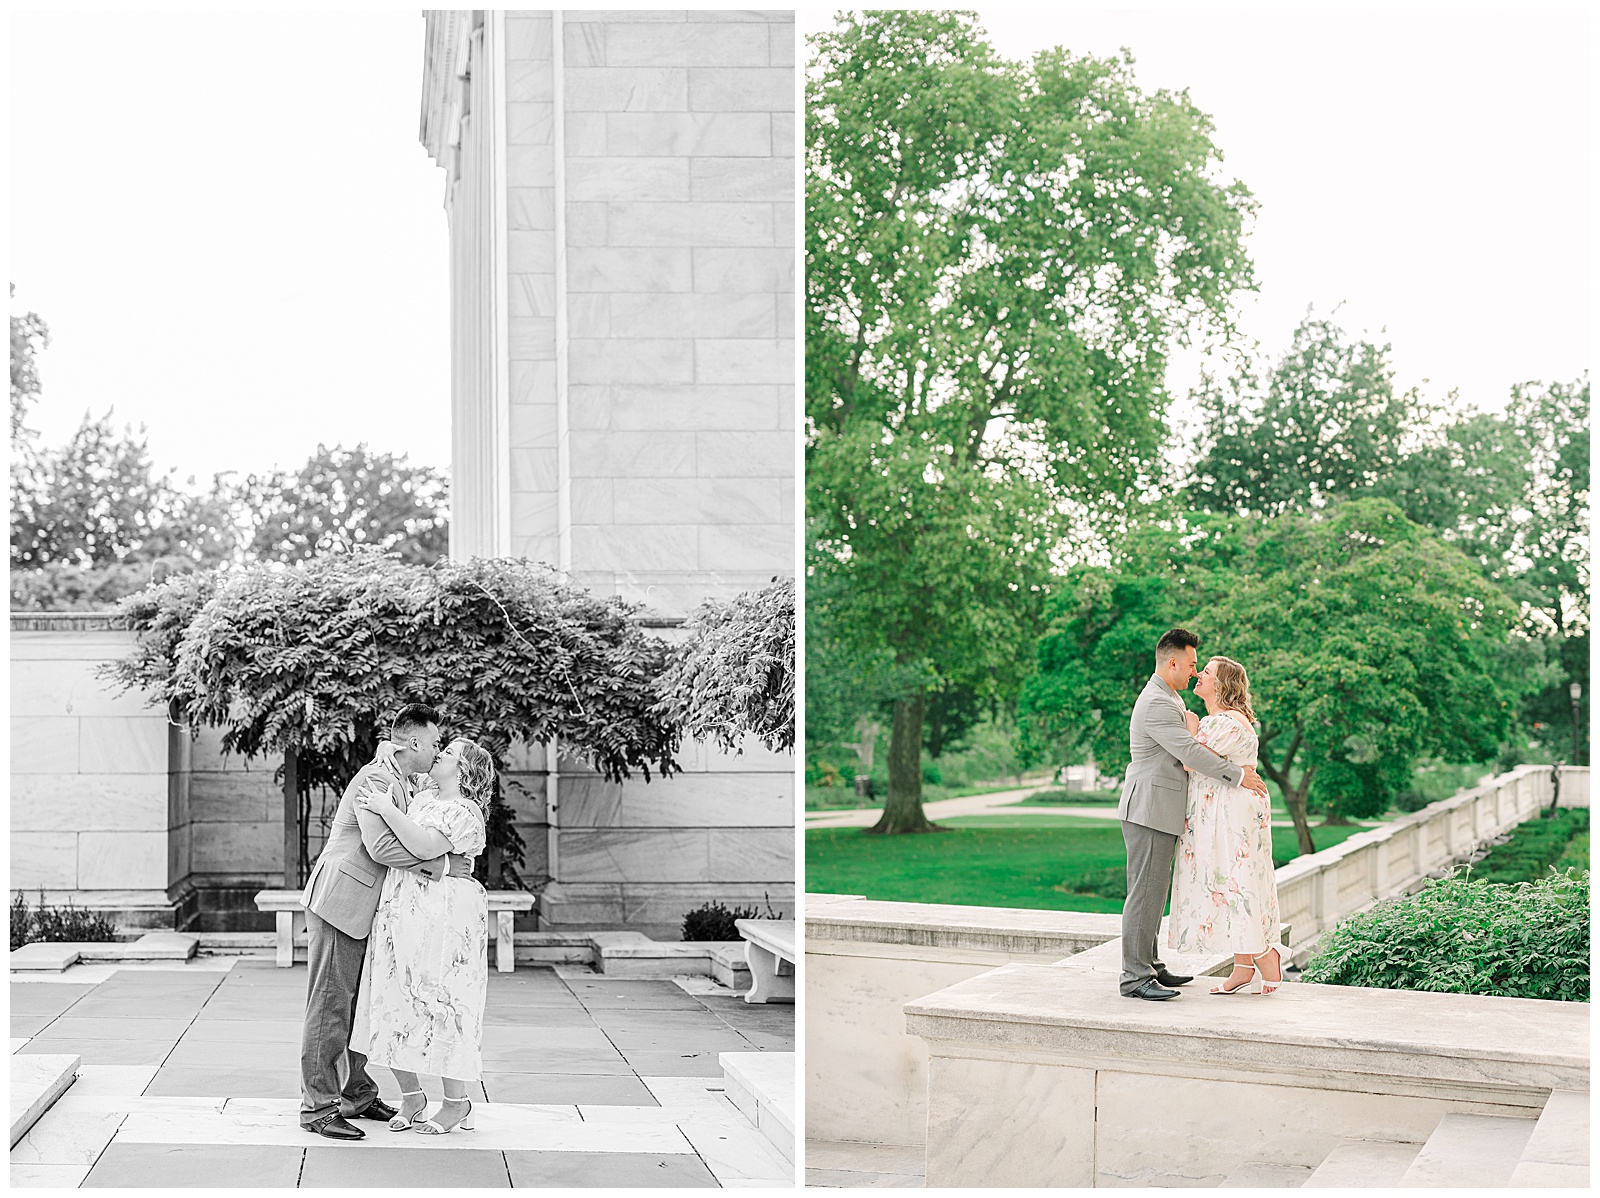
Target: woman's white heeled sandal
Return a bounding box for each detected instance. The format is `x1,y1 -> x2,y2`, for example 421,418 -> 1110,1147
415,1097 -> 475,1134
1253,946 -> 1285,994
389,1090 -> 428,1131
1209,965 -> 1262,995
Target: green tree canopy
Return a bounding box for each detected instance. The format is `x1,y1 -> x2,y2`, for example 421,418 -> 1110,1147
807,10 -> 1257,831
1019,499 -> 1532,852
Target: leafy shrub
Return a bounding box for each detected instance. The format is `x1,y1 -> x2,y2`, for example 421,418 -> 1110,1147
682,896 -> 778,942
1555,832 -> 1588,872
1055,867 -> 1127,900
654,577 -> 795,754
1474,809 -> 1588,885
11,892 -> 32,950
1302,870 -> 1589,1001
1395,760 -> 1495,814
1021,787 -> 1122,806
10,558 -> 197,612
12,890 -> 119,946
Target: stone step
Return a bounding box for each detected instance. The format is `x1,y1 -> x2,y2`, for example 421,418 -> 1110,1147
1304,1139 -> 1423,1187
10,932 -> 198,972
1399,1113 -> 1538,1187
9,1054 -> 78,1147
1507,1088 -> 1590,1188
1220,1161 -> 1314,1187
720,1051 -> 795,1165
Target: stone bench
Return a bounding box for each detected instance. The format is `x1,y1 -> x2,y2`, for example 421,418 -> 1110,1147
736,918 -> 795,1004
254,890 -> 535,972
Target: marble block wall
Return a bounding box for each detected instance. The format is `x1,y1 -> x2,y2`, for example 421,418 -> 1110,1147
10,619 -> 176,928
422,10 -> 798,938
542,727 -> 794,941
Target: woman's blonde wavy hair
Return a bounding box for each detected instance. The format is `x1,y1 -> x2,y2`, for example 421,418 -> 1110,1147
1208,656 -> 1256,724
453,739 -> 497,818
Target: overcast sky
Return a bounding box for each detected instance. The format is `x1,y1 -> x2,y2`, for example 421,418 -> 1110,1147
806,6 -> 1592,438
10,9 -> 451,483
10,7 -> 1592,488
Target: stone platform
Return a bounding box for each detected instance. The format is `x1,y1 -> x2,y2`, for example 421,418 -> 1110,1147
905,961 -> 1588,1187
10,959 -> 794,1187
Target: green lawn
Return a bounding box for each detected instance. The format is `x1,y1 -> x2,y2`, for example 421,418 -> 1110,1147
805,777 -> 1050,812
806,817 -> 1376,911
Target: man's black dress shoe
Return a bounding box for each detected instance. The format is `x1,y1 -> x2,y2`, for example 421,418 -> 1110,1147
1124,979 -> 1180,1001
302,1113 -> 365,1140
350,1098 -> 398,1123
1155,970 -> 1193,987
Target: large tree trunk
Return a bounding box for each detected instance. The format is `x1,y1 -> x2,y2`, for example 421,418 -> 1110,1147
867,690 -> 940,834
1259,724 -> 1316,858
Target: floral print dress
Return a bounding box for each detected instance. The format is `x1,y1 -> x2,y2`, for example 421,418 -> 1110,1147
351,789 -> 488,1080
1167,712 -> 1282,957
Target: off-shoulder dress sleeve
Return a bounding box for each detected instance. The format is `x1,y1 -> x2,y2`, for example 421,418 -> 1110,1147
416,799 -> 487,857
1196,714 -> 1256,766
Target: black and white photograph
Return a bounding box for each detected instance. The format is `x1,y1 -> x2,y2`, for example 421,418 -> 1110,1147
10,8 -> 796,1188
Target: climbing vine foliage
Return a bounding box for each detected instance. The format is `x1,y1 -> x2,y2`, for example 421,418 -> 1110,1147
655,577 -> 795,755
103,551 -> 682,797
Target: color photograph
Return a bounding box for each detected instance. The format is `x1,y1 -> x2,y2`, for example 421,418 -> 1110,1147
802,7 -> 1589,1189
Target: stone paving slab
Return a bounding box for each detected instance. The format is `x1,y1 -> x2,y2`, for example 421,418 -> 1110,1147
144,1064 -> 304,1098
11,1013 -> 55,1037
301,1144 -> 511,1187
10,961 -> 794,1187
10,984 -> 96,1015
46,1017 -> 193,1041
621,1049 -> 731,1077
504,1149 -> 719,1187
9,1162 -> 94,1187
16,1039 -> 173,1067
83,1141 -> 306,1188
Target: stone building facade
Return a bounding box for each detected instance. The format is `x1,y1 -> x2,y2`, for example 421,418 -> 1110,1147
422,9 -> 796,935
8,12 -> 795,941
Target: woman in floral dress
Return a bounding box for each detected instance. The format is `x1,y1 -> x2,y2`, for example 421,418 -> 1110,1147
350,738 -> 491,1133
1166,657 -> 1286,995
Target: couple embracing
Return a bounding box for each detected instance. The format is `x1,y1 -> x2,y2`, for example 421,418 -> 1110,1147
1119,629 -> 1287,1001
298,703 -> 496,1140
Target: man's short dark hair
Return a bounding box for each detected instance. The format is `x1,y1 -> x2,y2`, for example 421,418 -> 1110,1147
391,703 -> 440,739
1155,628 -> 1201,661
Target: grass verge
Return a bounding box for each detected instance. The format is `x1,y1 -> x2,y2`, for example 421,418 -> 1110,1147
806,819 -> 1375,911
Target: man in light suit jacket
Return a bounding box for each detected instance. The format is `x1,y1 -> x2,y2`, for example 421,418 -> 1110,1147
1119,628 -> 1270,1000
298,703 -> 472,1139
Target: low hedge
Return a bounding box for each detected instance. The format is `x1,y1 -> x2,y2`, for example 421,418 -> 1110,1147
1472,808 -> 1588,884
1302,869 -> 1589,1002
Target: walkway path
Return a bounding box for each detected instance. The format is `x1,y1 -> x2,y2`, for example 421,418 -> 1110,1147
805,787 -> 1387,833
11,957 -> 793,1188
804,785 -> 1062,829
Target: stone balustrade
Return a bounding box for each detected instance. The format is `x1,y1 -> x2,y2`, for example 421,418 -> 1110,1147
1276,764 -> 1551,954
1556,764 -> 1590,808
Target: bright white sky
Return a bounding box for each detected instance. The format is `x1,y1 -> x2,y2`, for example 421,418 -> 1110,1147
9,9 -> 451,484
10,7 -> 1592,488
805,5 -> 1592,437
